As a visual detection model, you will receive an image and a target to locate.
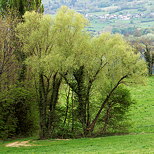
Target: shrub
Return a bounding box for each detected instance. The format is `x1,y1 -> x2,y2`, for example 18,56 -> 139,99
0,85 -> 39,140
99,87 -> 135,135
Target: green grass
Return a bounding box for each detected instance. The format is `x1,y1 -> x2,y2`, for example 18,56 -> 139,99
128,76 -> 154,133
0,134 -> 154,153
0,77 -> 154,153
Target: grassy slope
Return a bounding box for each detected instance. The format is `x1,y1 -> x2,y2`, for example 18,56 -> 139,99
0,134 -> 154,153
0,76 -> 154,153
129,76 -> 154,133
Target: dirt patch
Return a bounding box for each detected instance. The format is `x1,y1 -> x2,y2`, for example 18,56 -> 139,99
5,140 -> 32,147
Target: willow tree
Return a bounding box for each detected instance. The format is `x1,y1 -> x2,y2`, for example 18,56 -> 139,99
58,31 -> 147,135
16,7 -> 147,138
16,6 -> 89,138
48,7 -> 147,135
84,34 -> 147,134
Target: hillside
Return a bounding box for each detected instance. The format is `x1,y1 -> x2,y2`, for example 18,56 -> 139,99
128,77 -> 154,133
42,0 -> 154,34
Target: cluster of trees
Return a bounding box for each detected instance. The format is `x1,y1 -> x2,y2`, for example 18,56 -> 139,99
113,28 -> 154,75
127,34 -> 154,76
0,0 -> 43,139
0,1 -> 148,140
112,27 -> 154,37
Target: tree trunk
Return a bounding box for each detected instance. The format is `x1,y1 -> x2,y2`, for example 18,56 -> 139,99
63,87 -> 71,126
74,66 -> 87,134
102,103 -> 113,134
71,91 -> 75,132
47,73 -> 62,138
39,73 -> 47,139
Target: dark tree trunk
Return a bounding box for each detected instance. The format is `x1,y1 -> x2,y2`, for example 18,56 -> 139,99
102,103 -> 113,134
63,87 -> 71,126
74,66 -> 87,134
86,83 -> 92,128
145,45 -> 153,76
61,62 -> 108,136
47,73 -> 62,138
39,73 -> 47,139
71,91 -> 74,132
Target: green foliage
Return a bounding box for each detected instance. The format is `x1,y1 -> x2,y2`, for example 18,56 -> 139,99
0,5 -> 148,139
0,92 -> 17,140
15,7 -> 147,138
128,34 -> 154,76
0,0 -> 44,16
0,77 -> 153,152
99,87 -> 135,134
0,85 -> 39,140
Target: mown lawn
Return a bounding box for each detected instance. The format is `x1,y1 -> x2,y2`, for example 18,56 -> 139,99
0,76 -> 154,153
128,76 -> 154,133
0,133 -> 154,153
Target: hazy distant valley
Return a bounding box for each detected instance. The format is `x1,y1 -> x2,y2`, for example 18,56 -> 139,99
42,0 -> 154,34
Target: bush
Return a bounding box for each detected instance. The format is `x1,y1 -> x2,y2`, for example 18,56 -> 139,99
0,85 -> 39,140
0,95 -> 17,139
99,87 -> 135,135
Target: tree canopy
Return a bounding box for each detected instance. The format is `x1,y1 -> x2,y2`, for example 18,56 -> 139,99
15,6 -> 147,138
0,0 -> 44,16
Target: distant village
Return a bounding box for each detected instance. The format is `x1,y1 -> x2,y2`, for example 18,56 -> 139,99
85,12 -> 153,21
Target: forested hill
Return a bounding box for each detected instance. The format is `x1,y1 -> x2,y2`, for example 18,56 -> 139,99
42,0 -> 154,34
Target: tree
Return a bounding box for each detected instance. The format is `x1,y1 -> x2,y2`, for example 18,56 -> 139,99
0,0 -> 44,16
0,14 -> 39,139
0,15 -> 18,90
16,6 -> 89,138
0,0 -> 45,140
42,7 -> 147,135
16,7 -> 147,138
129,34 -> 154,76
16,10 -> 63,139
60,32 -> 147,135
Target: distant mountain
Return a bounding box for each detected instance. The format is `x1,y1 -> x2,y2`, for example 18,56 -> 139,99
42,0 -> 154,34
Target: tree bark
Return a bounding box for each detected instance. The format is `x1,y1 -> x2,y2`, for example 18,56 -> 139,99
47,73 -> 62,138
71,91 -> 75,132
73,66 -> 87,133
63,87 -> 71,126
39,73 -> 47,139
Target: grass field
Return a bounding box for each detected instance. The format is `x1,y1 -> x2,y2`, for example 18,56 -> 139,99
128,76 -> 154,133
0,76 -> 154,153
0,134 -> 154,153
